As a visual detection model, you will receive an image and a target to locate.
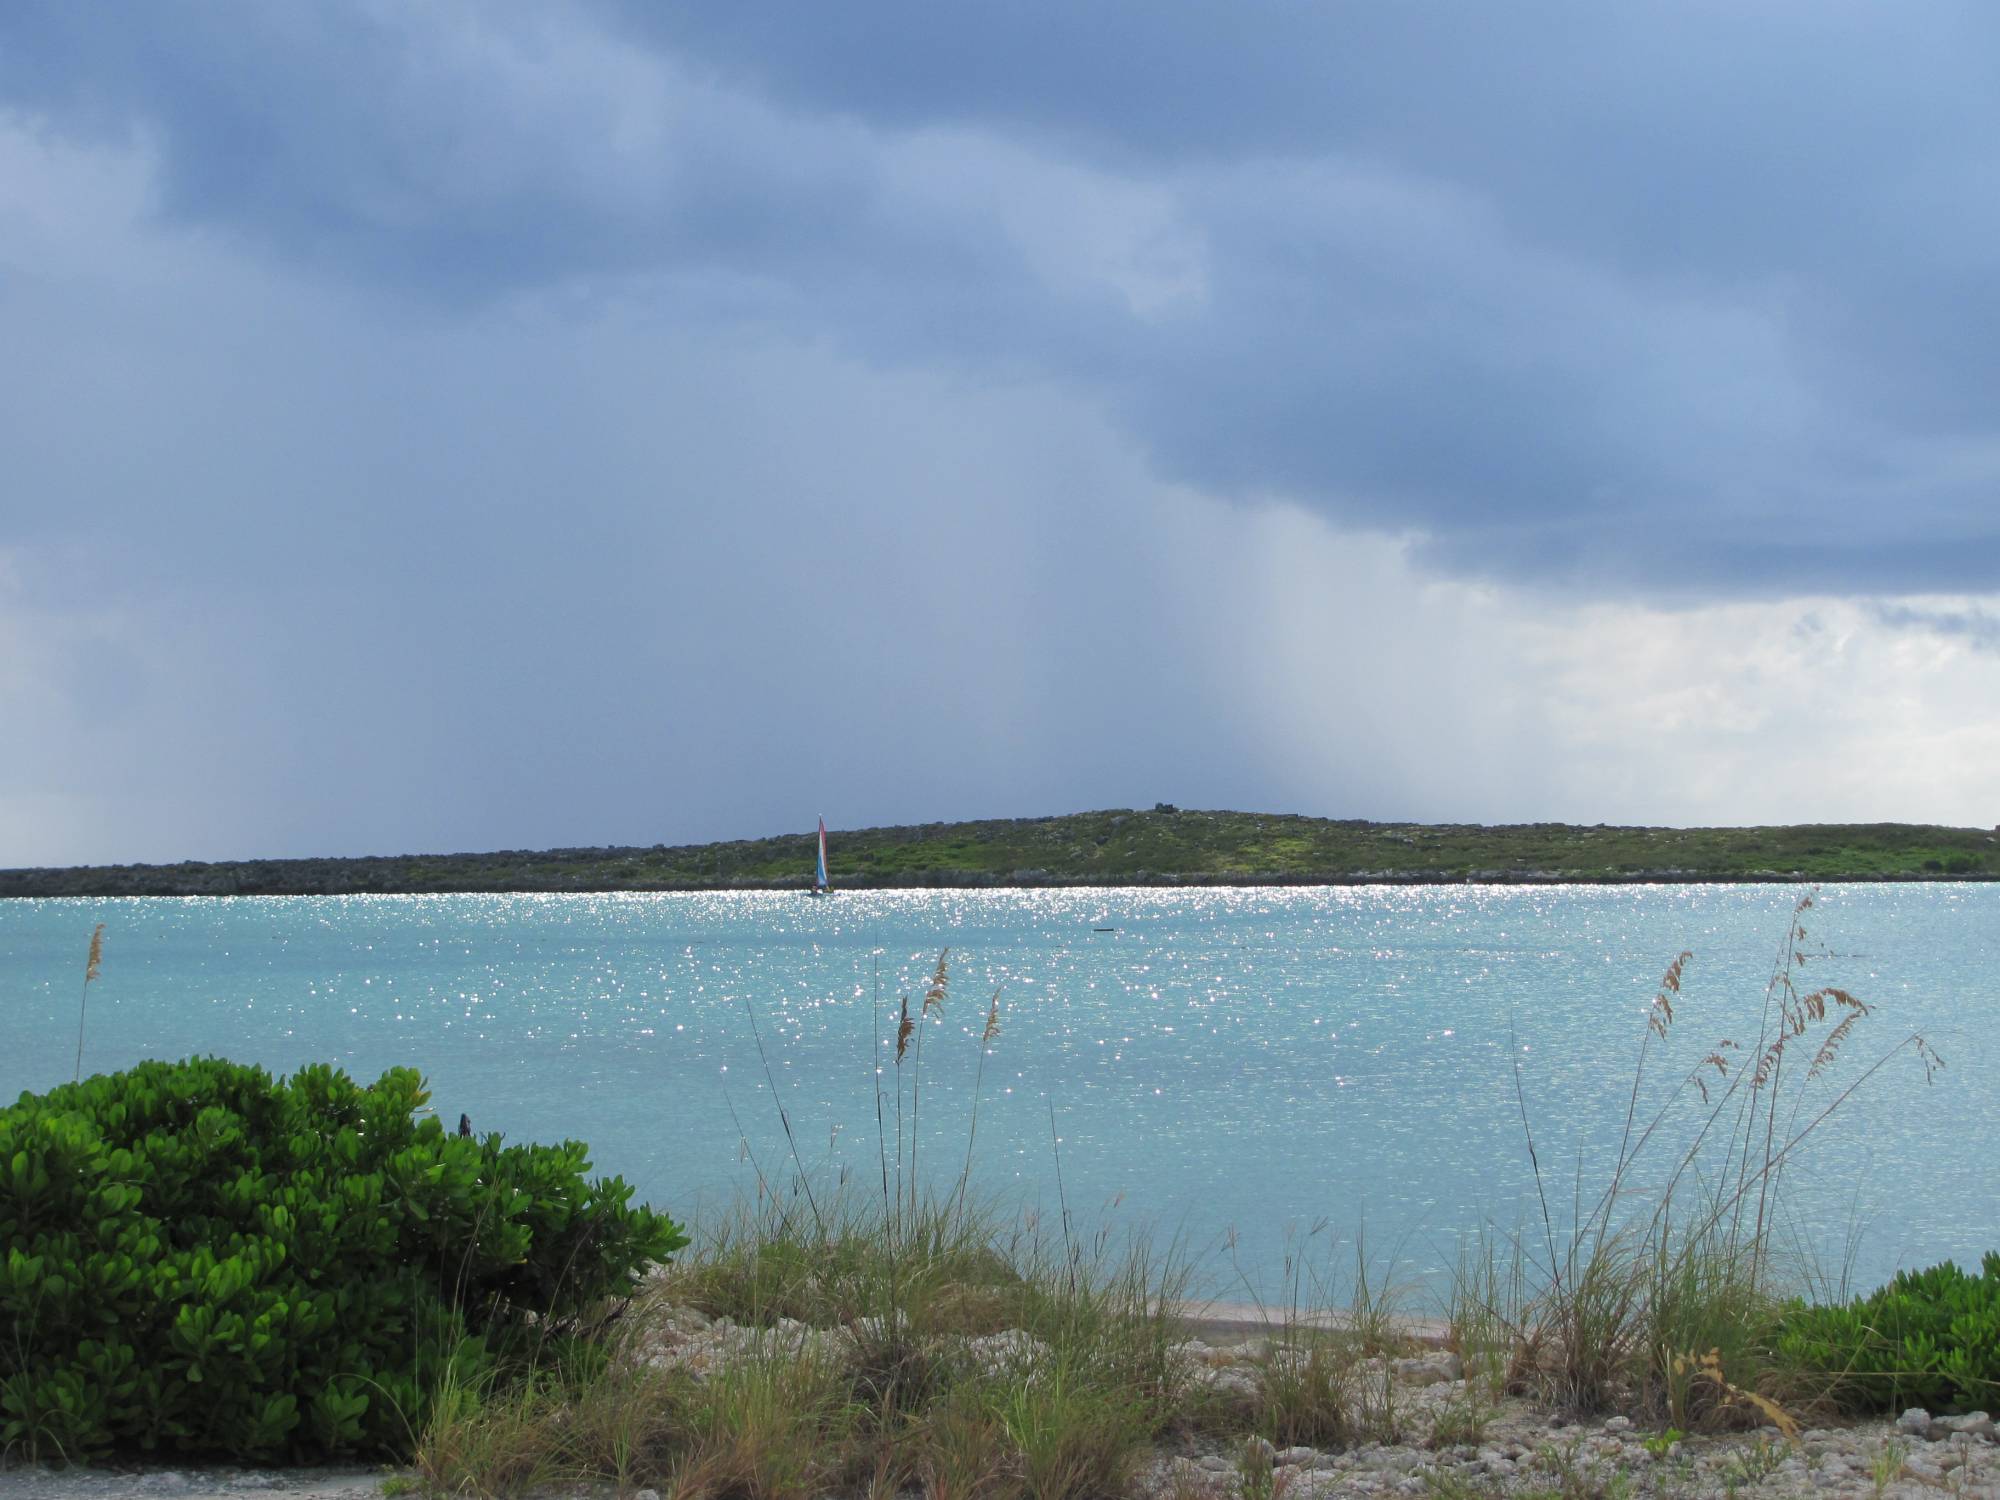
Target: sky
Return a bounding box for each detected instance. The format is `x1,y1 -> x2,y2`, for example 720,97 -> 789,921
4,1 -> 1999,866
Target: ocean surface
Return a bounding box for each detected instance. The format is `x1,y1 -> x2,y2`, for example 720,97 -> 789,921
2,884 -> 1992,1301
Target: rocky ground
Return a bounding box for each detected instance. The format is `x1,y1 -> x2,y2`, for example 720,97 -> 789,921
626,1307 -> 2000,1499
1135,1379 -> 1996,1499
4,1310 -> 1992,1499
0,1469 -> 389,1500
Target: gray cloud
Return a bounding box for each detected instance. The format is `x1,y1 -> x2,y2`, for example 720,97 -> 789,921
0,176 -> 1268,861
6,5 -> 2000,865
1870,602 -> 2000,652
6,2 -> 1999,597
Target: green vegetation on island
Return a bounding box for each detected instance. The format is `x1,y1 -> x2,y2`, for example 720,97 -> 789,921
3,808 -> 1996,897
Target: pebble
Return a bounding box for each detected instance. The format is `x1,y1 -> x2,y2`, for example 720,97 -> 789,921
1390,1354 -> 1457,1387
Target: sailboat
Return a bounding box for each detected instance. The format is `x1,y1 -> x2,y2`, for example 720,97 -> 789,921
810,816 -> 832,896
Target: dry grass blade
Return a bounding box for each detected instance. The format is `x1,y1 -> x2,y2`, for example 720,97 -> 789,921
896,997 -> 914,1063
74,921 -> 106,1083
907,952 -> 951,1235
1691,1046 -> 1734,1105
954,988 -> 1006,1220
1751,1034 -> 1787,1091
1913,1035 -> 1945,1084
1673,1348 -> 1799,1439
735,983 -> 824,1235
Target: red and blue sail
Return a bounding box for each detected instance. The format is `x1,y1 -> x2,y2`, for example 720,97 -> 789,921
815,817 -> 830,891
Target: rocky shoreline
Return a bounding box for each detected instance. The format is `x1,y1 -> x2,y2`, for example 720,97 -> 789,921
5,1306 -> 1992,1500
630,1305 -> 1997,1500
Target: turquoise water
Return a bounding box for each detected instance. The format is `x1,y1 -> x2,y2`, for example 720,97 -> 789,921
2,884 -> 1992,1299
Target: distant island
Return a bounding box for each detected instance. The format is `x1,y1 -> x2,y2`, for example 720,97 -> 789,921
3,808 -> 1997,897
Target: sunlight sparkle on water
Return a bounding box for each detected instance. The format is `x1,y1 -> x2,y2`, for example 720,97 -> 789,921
1,884 -> 1993,1297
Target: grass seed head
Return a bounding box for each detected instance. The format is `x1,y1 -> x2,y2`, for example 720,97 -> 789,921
924,949 -> 950,1014
1647,952 -> 1690,1038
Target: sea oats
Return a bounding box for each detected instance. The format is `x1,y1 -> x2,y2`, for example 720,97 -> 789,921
1648,951 -> 1691,1039
74,922 -> 107,1081
924,949 -> 950,1015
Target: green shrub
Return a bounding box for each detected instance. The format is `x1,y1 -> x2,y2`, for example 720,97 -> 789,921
0,1056 -> 687,1462
1775,1253 -> 2000,1413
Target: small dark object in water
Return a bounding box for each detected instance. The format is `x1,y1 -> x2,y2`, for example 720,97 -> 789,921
458,1113 -> 471,1138
1094,926 -> 1117,933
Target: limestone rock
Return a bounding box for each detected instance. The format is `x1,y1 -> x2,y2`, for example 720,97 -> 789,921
1942,1411 -> 1995,1442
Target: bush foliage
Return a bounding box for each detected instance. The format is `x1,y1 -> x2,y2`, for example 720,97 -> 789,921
1775,1253 -> 2000,1414
0,1056 -> 686,1461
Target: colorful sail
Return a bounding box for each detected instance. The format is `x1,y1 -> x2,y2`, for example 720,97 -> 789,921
815,817 -> 830,891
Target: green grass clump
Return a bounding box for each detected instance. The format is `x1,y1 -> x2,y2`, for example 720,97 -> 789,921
669,1194 -> 1029,1337
411,1185 -> 1203,1500
1774,1253 -> 2000,1414
0,1057 -> 686,1463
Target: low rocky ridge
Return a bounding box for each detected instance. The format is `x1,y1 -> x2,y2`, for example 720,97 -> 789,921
6,810 -> 1995,896
5,1306 -> 1993,1499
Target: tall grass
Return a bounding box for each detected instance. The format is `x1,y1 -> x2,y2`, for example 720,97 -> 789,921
1211,1217 -> 1419,1450
414,945 -> 1207,1498
415,1184 -> 1201,1499
1469,891 -> 1943,1425
72,922 -> 104,1083
411,901 -> 1947,1495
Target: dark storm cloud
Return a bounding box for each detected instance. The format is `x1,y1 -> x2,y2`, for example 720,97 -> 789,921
4,0 -> 1999,596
